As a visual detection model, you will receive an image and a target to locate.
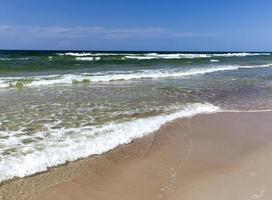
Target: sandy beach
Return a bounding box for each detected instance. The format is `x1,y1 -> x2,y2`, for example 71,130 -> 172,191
1,1 -> 272,199
1,111 -> 272,200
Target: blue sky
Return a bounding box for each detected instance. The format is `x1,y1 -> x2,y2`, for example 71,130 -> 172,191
0,0 -> 271,51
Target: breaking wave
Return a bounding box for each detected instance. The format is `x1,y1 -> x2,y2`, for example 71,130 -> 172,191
54,52 -> 271,61
0,103 -> 219,182
1,63 -> 272,88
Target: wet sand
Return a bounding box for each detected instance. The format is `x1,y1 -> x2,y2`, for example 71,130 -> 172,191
1,111 -> 272,200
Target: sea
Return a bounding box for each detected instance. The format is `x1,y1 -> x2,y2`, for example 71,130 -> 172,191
0,50 -> 272,182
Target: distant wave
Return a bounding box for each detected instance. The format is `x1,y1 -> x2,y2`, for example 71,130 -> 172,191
1,52 -> 270,63
57,52 -> 93,57
210,59 -> 219,62
212,53 -> 271,57
0,66 -> 237,88
75,57 -> 101,61
125,53 -> 271,60
0,63 -> 271,89
0,103 -> 219,182
237,63 -> 272,69
55,52 -> 271,61
57,52 -> 135,57
125,53 -> 211,60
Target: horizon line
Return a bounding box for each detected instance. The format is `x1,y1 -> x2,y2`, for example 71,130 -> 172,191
0,49 -> 271,53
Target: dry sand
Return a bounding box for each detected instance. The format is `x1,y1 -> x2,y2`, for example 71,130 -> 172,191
1,111 -> 272,200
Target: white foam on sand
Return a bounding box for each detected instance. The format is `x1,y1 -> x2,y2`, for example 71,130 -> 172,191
0,103 -> 220,182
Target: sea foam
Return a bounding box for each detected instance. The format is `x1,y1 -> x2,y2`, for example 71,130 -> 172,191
0,66 -> 237,88
0,103 -> 219,182
0,63 -> 271,88
56,52 -> 271,60
124,53 -> 270,60
125,53 -> 211,60
57,52 -> 93,57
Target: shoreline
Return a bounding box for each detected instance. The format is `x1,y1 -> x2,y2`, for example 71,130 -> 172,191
1,111 -> 272,199
0,103 -> 218,184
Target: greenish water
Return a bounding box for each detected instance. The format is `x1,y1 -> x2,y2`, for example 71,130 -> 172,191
0,51 -> 272,182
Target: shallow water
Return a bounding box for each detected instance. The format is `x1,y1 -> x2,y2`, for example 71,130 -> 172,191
0,51 -> 272,182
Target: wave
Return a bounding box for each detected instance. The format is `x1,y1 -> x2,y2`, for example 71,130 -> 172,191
75,57 -> 101,61
54,52 -> 271,60
237,63 -> 272,69
1,52 -> 270,63
212,53 -> 271,57
0,66 -> 239,88
125,53 -> 212,60
57,52 -> 93,57
1,63 -> 272,88
125,53 -> 271,60
0,103 -> 220,182
57,52 -> 136,57
57,52 -> 135,57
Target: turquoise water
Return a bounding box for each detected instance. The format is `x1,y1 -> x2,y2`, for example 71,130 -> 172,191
0,51 -> 272,182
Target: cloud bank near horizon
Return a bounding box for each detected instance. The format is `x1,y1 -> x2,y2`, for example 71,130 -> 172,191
0,25 -> 216,39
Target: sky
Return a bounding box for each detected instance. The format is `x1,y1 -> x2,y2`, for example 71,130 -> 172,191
0,0 -> 272,51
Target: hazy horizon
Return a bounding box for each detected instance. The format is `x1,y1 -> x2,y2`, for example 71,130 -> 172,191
0,49 -> 272,53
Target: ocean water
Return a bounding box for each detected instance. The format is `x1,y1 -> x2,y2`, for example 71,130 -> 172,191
0,50 -> 272,182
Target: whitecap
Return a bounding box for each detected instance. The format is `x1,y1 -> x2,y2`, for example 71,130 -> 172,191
1,63 -> 272,88
75,57 -> 94,61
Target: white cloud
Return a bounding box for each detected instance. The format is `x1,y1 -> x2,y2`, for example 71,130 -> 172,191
0,25 -> 216,39
174,32 -> 217,38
